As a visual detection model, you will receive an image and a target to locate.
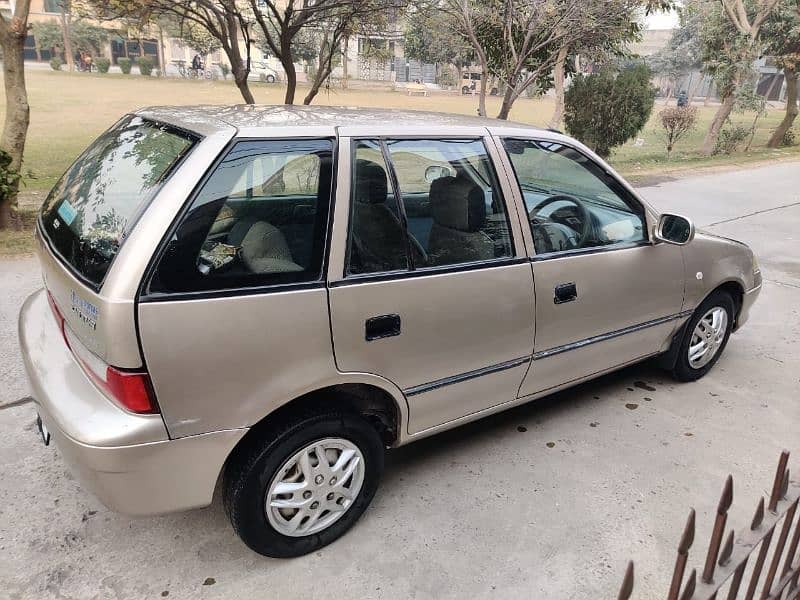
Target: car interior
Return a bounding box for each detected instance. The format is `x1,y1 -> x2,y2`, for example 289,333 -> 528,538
348,143 -> 513,274
504,139 -> 646,255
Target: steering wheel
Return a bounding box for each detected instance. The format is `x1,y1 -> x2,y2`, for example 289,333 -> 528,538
529,194 -> 592,249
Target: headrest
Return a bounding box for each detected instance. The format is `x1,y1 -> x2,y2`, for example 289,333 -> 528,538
429,176 -> 487,232
354,159 -> 388,205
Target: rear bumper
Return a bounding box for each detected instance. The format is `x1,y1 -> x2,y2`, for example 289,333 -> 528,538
19,289 -> 247,515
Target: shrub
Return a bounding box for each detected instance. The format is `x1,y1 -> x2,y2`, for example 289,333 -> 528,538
95,57 -> 110,74
713,123 -> 751,155
118,57 -> 132,74
219,63 -> 229,80
137,56 -> 153,76
659,106 -> 698,158
564,64 -> 656,158
780,128 -> 796,147
49,57 -> 62,71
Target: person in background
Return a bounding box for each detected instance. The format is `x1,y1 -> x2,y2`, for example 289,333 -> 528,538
191,54 -> 203,76
677,90 -> 689,108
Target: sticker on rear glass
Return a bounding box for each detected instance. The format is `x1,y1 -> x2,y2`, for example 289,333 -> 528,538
57,200 -> 77,226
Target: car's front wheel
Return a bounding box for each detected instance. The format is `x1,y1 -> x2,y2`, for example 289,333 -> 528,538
223,410 -> 384,557
671,290 -> 735,382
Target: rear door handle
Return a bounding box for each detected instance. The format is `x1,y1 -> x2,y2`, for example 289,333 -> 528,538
554,282 -> 577,304
365,314 -> 401,341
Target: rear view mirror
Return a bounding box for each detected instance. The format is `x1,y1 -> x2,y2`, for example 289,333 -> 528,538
655,213 -> 694,245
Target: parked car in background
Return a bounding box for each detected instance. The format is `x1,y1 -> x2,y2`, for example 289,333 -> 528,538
19,106 -> 761,559
248,61 -> 281,83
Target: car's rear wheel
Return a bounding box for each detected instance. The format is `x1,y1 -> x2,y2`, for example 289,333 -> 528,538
671,290 -> 735,382
223,410 -> 384,557
266,74 -> 276,83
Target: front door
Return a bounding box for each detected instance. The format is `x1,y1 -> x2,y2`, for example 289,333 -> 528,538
328,135 -> 535,435
498,137 -> 686,397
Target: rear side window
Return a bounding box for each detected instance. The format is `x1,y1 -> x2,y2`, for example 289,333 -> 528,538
148,138 -> 333,295
347,138 -> 513,275
40,116 -> 196,288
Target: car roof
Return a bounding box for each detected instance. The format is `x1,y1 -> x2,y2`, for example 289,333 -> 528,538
135,104 -> 544,137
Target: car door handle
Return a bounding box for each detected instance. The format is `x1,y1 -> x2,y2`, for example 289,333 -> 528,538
365,314 -> 401,341
554,282 -> 578,304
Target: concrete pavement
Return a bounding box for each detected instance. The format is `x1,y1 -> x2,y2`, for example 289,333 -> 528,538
0,161 -> 798,599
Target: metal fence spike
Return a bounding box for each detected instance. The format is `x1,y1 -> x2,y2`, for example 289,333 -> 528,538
760,498 -> 799,599
679,509 -> 696,553
719,529 -> 735,566
703,477 -> 733,583
719,475 -> 734,514
769,451 -> 790,512
726,559 -> 749,600
617,561 -> 634,600
679,569 -> 696,600
669,509 -> 696,600
781,499 -> 800,578
752,497 -> 766,530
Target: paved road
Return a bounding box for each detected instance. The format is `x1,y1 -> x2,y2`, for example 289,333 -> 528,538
0,162 -> 798,600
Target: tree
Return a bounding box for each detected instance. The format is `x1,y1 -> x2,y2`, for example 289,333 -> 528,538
404,8 -> 473,85
89,0 -> 256,104
648,2 -> 705,105
549,0 -> 674,128
246,0 -> 404,105
52,0 -> 77,72
0,0 -> 31,230
699,0 -> 782,155
563,64 -> 656,157
70,20 -> 109,54
31,19 -> 62,59
762,1 -> 800,147
172,20 -> 222,57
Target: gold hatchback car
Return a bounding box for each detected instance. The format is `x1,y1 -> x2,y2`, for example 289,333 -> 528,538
19,106 -> 761,557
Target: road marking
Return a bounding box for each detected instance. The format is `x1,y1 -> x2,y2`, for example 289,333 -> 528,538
0,396 -> 34,411
706,200 -> 800,227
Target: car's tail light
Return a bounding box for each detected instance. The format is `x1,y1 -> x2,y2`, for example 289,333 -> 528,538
48,290 -> 159,414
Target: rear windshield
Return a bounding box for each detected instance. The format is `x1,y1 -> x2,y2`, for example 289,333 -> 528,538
40,116 -> 196,288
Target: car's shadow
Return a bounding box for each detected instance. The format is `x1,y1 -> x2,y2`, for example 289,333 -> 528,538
381,360 -> 670,482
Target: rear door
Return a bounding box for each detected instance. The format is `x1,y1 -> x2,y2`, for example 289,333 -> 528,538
328,132 -> 536,436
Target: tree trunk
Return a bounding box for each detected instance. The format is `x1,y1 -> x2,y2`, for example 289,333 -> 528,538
59,5 -> 74,72
548,45 -> 568,129
304,37 -> 334,105
341,37 -> 348,89
280,35 -> 296,105
0,6 -> 31,230
233,67 -> 255,103
701,93 -> 736,155
767,66 -> 798,148
497,85 -> 515,119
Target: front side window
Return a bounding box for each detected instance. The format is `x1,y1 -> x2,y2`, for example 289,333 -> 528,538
40,116 -> 196,287
347,138 -> 513,274
502,139 -> 646,256
149,138 -> 333,294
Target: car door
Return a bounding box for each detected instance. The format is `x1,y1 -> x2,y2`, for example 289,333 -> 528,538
328,132 -> 535,435
496,136 -> 686,397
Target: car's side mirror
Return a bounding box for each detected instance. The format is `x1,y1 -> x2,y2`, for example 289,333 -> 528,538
655,213 -> 695,245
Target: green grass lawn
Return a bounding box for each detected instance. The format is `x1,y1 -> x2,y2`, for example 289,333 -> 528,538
1,69 -> 797,255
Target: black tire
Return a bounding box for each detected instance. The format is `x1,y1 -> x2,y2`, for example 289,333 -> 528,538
266,74 -> 276,83
671,290 -> 735,382
223,410 -> 384,558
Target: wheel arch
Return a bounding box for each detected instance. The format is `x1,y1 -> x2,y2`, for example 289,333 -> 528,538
218,375 -> 407,489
